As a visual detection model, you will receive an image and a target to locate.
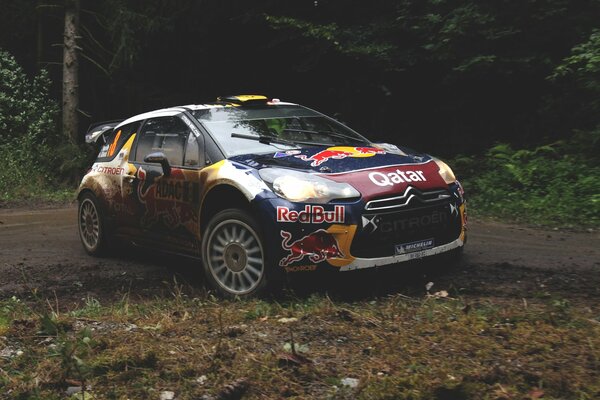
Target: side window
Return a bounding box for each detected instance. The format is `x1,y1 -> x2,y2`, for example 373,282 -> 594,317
98,122 -> 140,160
184,132 -> 202,167
135,116 -> 200,167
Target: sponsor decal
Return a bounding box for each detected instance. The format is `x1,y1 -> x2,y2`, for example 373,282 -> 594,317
409,250 -> 429,260
395,238 -> 435,255
284,264 -> 318,273
279,230 -> 343,267
373,142 -> 406,155
368,169 -> 427,187
362,210 -> 448,234
361,215 -> 379,232
181,115 -> 201,137
296,146 -> 385,167
276,205 -> 345,224
136,167 -> 199,232
155,180 -> 200,203
93,165 -> 125,175
321,161 -> 447,203
273,150 -> 301,158
449,202 -> 458,216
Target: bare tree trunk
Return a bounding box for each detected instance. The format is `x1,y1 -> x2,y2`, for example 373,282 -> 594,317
62,0 -> 80,144
36,0 -> 44,69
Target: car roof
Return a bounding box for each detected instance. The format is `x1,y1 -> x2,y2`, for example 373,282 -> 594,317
114,100 -> 298,130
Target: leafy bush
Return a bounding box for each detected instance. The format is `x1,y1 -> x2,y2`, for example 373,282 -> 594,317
453,130 -> 600,228
0,49 -> 83,203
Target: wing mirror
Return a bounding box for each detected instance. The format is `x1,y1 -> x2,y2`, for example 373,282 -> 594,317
144,152 -> 171,176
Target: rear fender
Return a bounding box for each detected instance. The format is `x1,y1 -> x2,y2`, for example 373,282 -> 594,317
77,175 -> 118,229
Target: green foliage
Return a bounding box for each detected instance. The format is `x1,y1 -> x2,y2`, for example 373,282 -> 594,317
50,327 -> 96,384
265,15 -> 397,67
0,49 -> 84,203
0,49 -> 58,145
454,131 -> 600,228
551,29 -> 600,91
0,49 -> 57,198
100,0 -> 180,72
262,0 -> 600,153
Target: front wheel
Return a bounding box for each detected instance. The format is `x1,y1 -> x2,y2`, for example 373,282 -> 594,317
201,209 -> 274,297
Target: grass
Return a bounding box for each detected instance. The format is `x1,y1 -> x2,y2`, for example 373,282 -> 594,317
1,290 -> 599,399
0,185 -> 75,207
451,134 -> 600,230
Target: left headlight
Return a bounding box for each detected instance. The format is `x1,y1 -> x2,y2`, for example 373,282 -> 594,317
433,158 -> 457,184
259,168 -> 360,203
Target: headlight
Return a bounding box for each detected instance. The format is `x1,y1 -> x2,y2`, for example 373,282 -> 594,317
259,168 -> 360,203
433,158 -> 457,184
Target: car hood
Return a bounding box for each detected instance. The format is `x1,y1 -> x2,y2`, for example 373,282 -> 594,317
229,145 -> 450,201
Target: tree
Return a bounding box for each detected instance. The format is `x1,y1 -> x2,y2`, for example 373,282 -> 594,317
62,0 -> 79,143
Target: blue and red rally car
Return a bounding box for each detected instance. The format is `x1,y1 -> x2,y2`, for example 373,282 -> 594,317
78,95 -> 466,297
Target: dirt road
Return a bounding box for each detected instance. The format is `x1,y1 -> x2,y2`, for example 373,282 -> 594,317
1,206 -> 599,306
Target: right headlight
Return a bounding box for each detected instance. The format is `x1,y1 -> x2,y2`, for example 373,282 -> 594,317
259,168 -> 360,203
433,158 -> 457,184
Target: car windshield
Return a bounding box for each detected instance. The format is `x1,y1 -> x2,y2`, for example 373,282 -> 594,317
191,105 -> 369,157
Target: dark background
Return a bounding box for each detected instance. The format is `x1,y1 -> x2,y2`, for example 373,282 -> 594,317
1,0 -> 599,157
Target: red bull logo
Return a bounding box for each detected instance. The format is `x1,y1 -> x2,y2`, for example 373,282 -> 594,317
136,167 -> 199,234
295,146 -> 385,167
279,230 -> 343,266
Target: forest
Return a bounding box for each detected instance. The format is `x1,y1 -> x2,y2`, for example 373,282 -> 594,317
1,2 -> 600,399
1,0 -> 599,225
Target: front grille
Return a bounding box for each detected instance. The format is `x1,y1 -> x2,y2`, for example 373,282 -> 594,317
351,200 -> 462,258
364,186 -> 452,212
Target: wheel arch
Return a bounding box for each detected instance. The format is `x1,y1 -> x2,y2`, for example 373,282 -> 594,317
77,187 -> 96,202
76,179 -> 113,229
200,184 -> 253,234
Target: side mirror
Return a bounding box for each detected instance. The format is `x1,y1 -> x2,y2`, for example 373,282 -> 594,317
144,152 -> 171,176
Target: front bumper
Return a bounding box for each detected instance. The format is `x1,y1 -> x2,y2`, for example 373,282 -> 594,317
254,182 -> 467,272
339,238 -> 464,271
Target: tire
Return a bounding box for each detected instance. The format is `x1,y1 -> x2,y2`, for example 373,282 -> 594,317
201,208 -> 276,298
78,192 -> 109,256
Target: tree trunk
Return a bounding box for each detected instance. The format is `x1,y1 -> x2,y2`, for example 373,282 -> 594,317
36,0 -> 44,69
62,0 -> 80,144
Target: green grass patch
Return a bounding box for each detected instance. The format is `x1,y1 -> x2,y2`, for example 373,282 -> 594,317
0,144 -> 79,206
452,130 -> 600,229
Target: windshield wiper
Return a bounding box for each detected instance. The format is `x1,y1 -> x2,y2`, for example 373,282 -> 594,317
231,132 -> 326,147
282,128 -> 370,144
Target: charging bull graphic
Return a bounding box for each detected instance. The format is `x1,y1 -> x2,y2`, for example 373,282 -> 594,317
295,146 -> 386,167
136,167 -> 199,234
279,230 -> 343,267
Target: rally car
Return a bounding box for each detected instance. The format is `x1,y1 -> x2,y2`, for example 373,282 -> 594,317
78,95 -> 466,297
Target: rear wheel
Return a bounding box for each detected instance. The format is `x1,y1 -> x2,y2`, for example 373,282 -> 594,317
78,193 -> 108,256
201,209 -> 273,297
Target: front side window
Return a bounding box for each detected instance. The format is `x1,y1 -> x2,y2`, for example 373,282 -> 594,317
135,116 -> 201,167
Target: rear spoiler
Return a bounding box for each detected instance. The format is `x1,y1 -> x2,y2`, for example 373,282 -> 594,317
85,119 -> 123,144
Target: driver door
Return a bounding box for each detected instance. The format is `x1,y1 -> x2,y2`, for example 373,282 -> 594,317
125,115 -> 204,253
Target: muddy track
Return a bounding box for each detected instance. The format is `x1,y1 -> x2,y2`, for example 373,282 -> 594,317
0,206 -> 599,307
